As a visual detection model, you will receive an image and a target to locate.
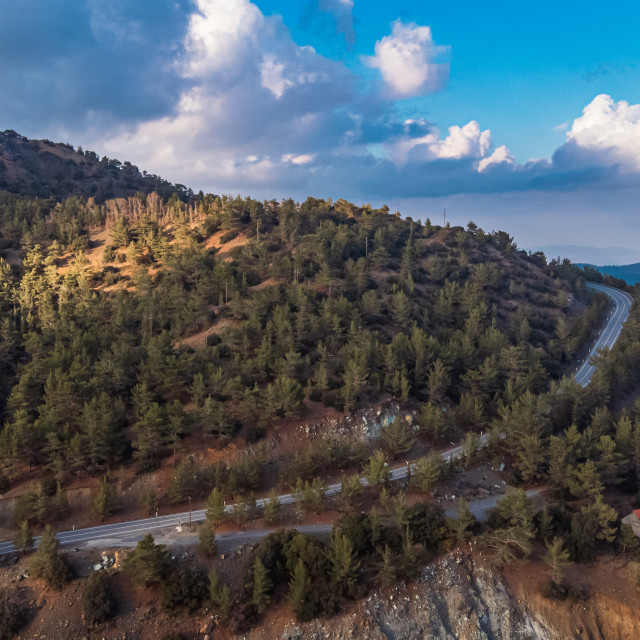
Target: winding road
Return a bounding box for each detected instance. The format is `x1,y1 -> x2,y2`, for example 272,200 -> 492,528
0,282 -> 632,556
574,282 -> 633,387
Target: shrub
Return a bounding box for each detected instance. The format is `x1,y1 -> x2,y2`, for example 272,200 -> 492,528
161,569 -> 207,613
28,526 -> 72,590
198,522 -> 217,556
81,571 -> 116,625
122,534 -> 170,585
0,591 -> 27,640
219,230 -> 239,244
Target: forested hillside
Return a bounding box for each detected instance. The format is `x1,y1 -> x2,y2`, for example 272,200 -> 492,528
4,145 -> 640,639
0,187 -> 604,487
0,130 -> 190,202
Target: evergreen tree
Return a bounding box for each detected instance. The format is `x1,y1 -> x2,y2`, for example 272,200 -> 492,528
379,417 -> 416,459
363,450 -> 391,486
375,545 -> 398,587
199,521 -> 217,556
543,537 -> 571,585
449,498 -> 477,541
325,532 -> 360,597
82,571 -> 117,625
208,568 -> 233,621
263,489 -> 282,525
288,557 -> 310,621
251,557 -> 272,614
28,525 -> 71,589
122,534 -> 170,585
13,520 -> 34,555
205,487 -> 226,526
338,474 -> 364,511
412,451 -> 443,493
92,475 -> 119,521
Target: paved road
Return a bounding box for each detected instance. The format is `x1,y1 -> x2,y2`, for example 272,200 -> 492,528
0,435 -> 490,556
1,282 -> 632,556
574,282 -> 634,387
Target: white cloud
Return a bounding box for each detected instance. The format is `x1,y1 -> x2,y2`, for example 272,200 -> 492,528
183,0 -> 264,79
389,119 -> 497,167
365,21 -> 449,98
478,145 -> 515,172
283,153 -> 315,165
566,94 -> 640,171
260,56 -> 294,98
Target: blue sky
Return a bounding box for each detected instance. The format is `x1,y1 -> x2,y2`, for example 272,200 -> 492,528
2,0 -> 640,261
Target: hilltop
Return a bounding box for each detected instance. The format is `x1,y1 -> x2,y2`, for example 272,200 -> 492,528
0,130 -> 190,202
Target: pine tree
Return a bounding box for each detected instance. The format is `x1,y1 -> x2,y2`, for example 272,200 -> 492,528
92,475 -> 119,521
263,489 -> 282,525
375,545 -> 398,587
412,451 -> 443,493
543,537 -> 571,585
302,477 -> 327,513
338,474 -> 364,511
288,557 -> 310,620
205,487 -> 226,526
28,525 -> 71,589
537,507 -> 553,543
199,521 -> 217,556
363,450 -> 391,486
53,482 -> 69,521
13,520 -> 33,554
326,533 -> 360,596
450,498 -> 476,540
569,460 -> 604,501
380,417 -> 416,459
369,506 -> 382,547
122,534 -> 170,585
208,568 -> 233,621
251,558 -> 272,614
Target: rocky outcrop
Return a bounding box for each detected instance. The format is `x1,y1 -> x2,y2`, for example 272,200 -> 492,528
252,551 -> 552,640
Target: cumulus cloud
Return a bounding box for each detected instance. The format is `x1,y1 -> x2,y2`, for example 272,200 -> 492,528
388,119 -> 509,173
563,94 -> 640,171
101,0 -> 359,193
365,21 -> 449,98
478,145 -> 515,172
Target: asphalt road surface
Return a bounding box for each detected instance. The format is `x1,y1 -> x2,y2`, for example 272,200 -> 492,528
0,434 -> 490,556
1,282 -> 632,556
574,282 -> 633,387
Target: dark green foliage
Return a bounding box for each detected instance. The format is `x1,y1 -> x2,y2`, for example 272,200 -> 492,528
27,525 -> 72,590
404,503 -> 447,551
92,476 -> 119,521
13,520 -> 33,554
122,534 -> 170,585
0,591 -> 27,640
0,188 -> 592,489
161,568 -> 207,613
334,512 -> 373,556
198,521 -> 217,556
379,417 -> 416,459
81,571 -> 117,625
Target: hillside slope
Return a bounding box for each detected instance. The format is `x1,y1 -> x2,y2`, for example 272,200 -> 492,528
0,130 -> 188,202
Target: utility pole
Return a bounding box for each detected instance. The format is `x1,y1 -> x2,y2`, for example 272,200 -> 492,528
443,209 -> 446,227
188,496 -> 192,531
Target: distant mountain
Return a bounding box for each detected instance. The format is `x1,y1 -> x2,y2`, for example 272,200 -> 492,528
529,244 -> 640,266
0,130 -> 189,202
578,262 -> 640,285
